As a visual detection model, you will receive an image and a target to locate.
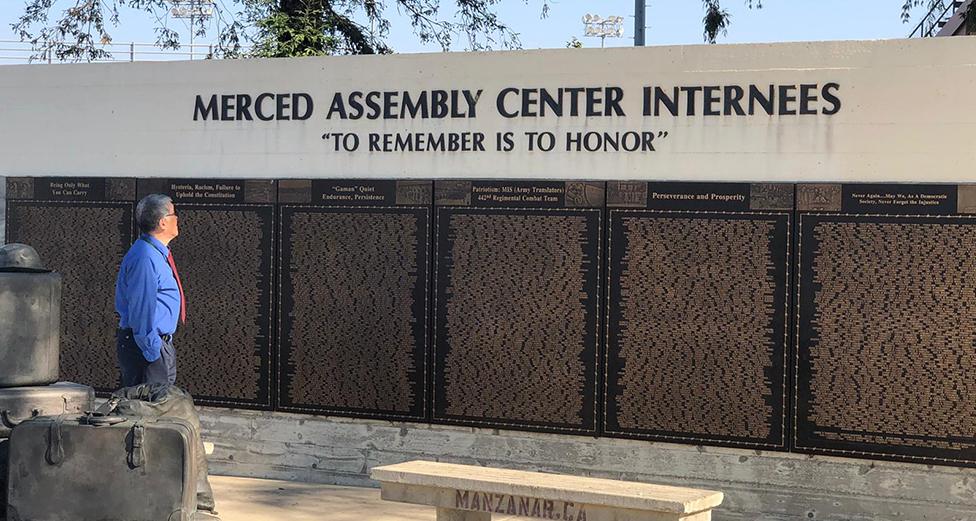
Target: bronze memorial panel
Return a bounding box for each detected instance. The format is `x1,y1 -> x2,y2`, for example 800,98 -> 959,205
796,183 -> 976,466
277,180 -> 430,420
137,179 -> 275,408
5,177 -> 136,391
604,182 -> 792,449
433,180 -> 604,433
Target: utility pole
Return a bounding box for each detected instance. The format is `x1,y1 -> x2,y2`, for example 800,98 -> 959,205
635,0 -> 646,46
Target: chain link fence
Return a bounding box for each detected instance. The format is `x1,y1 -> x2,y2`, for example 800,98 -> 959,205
0,40 -> 248,64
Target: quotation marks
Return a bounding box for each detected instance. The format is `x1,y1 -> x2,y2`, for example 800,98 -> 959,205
321,130 -> 671,153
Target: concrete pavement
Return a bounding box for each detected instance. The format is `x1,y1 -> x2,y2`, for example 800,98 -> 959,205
212,476 -> 426,521
212,476 -> 523,521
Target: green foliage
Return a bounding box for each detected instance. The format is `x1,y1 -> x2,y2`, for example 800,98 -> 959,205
702,0 -> 731,44
250,4 -> 336,57
900,0 -> 946,23
246,0 -> 382,56
566,36 -> 582,48
10,0 -> 968,62
12,0 -> 243,61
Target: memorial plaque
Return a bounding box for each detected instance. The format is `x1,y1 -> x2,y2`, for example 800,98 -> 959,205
433,180 -> 603,433
278,180 -> 430,420
140,179 -> 275,408
604,182 -> 791,449
5,177 -> 135,391
796,183 -> 976,466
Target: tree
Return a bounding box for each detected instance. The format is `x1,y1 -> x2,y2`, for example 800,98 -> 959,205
896,0 -> 974,34
704,0 -> 973,42
702,0 -> 732,44
12,0 -> 551,61
12,0 -> 970,61
248,1 -> 345,56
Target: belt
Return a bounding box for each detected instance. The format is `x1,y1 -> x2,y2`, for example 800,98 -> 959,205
118,328 -> 173,342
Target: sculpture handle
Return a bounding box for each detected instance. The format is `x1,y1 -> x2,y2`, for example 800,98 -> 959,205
1,407 -> 40,428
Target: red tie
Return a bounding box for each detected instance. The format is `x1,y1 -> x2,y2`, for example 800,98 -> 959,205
166,251 -> 187,324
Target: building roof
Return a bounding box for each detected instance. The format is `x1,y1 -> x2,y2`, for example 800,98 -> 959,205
937,0 -> 973,36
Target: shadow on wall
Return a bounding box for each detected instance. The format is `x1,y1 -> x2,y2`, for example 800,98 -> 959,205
1,178 -> 5,240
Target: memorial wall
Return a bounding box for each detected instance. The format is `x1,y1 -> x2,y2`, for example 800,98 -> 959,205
277,180 -> 430,420
1,37 -> 975,471
432,180 -> 603,433
1,39 -> 972,182
136,179 -> 276,408
604,182 -> 791,450
794,184 -> 976,466
8,177 -> 976,467
5,177 -> 135,391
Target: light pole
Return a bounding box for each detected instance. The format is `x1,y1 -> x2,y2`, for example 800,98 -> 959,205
582,15 -> 625,48
169,0 -> 215,59
635,1 -> 646,46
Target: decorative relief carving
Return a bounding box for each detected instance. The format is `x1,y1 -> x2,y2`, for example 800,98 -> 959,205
396,181 -> 433,205
797,184 -> 842,212
244,180 -> 275,203
6,178 -> 34,200
279,180 -> 312,204
106,178 -> 136,202
564,182 -> 605,208
750,183 -> 794,210
435,181 -> 473,206
607,181 -> 647,208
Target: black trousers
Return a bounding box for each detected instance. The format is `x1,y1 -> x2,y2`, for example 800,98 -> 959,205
116,329 -> 177,387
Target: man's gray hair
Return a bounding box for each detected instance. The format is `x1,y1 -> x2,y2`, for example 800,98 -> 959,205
136,193 -> 173,234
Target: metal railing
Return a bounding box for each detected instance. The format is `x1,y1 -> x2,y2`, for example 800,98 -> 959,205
909,0 -> 966,37
0,40 -> 249,64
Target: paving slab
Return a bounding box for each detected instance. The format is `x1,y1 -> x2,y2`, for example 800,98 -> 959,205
213,475 -> 524,521
211,475 -> 421,521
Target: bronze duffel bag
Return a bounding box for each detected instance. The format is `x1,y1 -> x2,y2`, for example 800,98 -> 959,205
0,382 -> 94,521
6,413 -> 200,521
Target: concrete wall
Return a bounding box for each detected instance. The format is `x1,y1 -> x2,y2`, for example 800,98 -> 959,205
1,37 -> 975,182
199,407 -> 976,521
4,37 -> 976,519
0,179 -> 5,240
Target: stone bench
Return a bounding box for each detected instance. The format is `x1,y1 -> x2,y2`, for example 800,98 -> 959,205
371,460 -> 723,521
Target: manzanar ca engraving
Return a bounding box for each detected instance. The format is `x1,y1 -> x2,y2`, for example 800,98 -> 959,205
454,490 -> 588,521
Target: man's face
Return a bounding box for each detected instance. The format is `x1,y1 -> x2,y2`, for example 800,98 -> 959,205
157,202 -> 179,241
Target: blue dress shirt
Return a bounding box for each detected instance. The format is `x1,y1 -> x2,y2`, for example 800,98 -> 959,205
115,234 -> 181,362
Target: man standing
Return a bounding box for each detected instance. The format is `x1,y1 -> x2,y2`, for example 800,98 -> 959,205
115,193 -> 186,386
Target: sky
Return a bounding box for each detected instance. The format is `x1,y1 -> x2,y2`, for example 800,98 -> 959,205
0,0 -> 939,63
